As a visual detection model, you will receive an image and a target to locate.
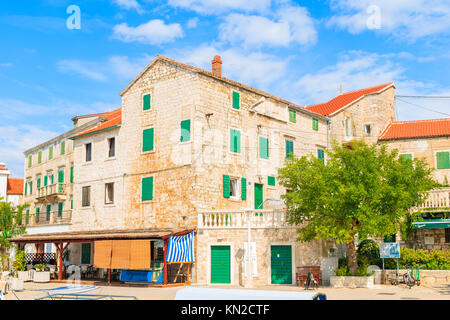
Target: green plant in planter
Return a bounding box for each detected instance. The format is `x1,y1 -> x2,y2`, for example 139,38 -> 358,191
34,263 -> 47,272
11,250 -> 27,277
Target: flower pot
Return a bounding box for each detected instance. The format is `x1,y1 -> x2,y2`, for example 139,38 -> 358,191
330,275 -> 375,288
11,278 -> 24,291
33,271 -> 50,283
17,271 -> 30,282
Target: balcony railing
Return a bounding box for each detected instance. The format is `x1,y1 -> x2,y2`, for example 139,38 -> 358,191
24,210 -> 72,227
198,209 -> 290,229
416,188 -> 450,211
36,183 -> 67,199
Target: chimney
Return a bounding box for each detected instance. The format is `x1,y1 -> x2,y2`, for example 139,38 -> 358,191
340,84 -> 343,95
212,55 -> 222,77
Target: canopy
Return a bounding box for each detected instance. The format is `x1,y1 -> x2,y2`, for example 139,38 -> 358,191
412,219 -> 450,229
166,232 -> 194,263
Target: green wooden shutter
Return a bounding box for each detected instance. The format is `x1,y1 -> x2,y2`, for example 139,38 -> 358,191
437,152 -> 450,169
46,205 -> 51,221
223,175 -> 230,198
142,177 -> 154,201
35,207 -> 40,222
81,243 -> 91,264
24,181 -> 28,196
143,128 -> 154,152
313,118 -> 319,131
232,91 -> 240,109
259,137 -> 269,159
254,183 -> 263,209
143,93 -> 151,111
44,175 -> 48,187
71,199 -> 73,210
211,246 -> 231,284
50,174 -> 54,185
58,169 -> 64,183
241,178 -> 247,200
289,109 -> 296,123
230,129 -> 241,153
38,151 -> 42,164
29,181 -> 32,194
399,154 -> 412,161
28,155 -> 32,168
70,166 -> 74,183
37,177 -> 41,189
268,176 -> 276,186
49,146 -> 53,160
58,202 -> 63,218
286,140 -> 293,158
180,120 -> 191,142
60,141 -> 65,155
318,149 -> 325,163
26,209 -> 30,225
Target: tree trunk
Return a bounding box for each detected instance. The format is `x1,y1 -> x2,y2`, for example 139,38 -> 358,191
0,245 -> 8,271
346,237 -> 358,274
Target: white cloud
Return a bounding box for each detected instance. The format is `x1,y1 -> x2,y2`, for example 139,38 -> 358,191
171,45 -> 288,88
187,17 -> 199,29
219,6 -> 316,47
327,0 -> 450,40
57,55 -> 151,81
112,20 -> 183,44
168,0 -> 271,14
112,0 -> 142,13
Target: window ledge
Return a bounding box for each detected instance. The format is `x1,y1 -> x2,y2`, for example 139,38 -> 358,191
104,203 -> 115,207
105,157 -> 117,162
141,150 -> 155,155
82,161 -> 93,166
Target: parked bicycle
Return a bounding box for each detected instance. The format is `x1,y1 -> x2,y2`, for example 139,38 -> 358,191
391,264 -> 425,289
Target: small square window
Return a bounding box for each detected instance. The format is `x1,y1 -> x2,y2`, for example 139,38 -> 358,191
108,138 -> 115,158
82,186 -> 91,207
105,183 -> 114,205
364,124 -> 371,135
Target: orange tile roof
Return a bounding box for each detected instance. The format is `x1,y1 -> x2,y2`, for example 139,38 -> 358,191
304,82 -> 394,116
7,178 -> 24,195
378,118 -> 450,141
71,108 -> 121,139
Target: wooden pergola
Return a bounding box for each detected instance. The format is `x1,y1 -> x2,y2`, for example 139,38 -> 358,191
10,228 -> 195,284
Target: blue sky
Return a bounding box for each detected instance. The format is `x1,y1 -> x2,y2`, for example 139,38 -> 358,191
1,0 -> 450,177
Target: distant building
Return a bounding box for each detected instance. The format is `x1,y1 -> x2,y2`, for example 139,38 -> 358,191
0,163 -> 23,207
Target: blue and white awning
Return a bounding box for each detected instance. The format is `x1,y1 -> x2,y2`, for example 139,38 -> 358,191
166,232 -> 194,263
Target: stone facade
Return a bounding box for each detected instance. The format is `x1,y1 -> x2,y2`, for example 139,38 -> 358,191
412,228 -> 450,251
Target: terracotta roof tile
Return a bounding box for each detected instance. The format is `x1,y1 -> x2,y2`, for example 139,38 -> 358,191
304,83 -> 394,116
7,178 -> 24,195
378,118 -> 450,141
71,108 -> 121,139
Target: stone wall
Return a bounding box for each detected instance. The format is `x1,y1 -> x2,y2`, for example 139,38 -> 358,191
412,228 -> 450,251
375,269 -> 450,286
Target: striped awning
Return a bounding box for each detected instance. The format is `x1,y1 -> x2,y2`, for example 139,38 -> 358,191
166,232 -> 194,263
413,219 -> 450,229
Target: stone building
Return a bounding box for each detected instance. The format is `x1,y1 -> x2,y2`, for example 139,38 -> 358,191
0,163 -> 23,207
379,118 -> 450,251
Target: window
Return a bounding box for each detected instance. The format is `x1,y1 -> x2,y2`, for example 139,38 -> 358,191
108,138 -> 115,158
229,178 -> 239,198
142,177 -> 153,201
364,124 -> 372,135
70,166 -> 74,183
318,148 -> 325,163
85,143 -> 92,162
28,155 -> 32,168
445,228 -> 450,243
345,118 -> 352,139
105,183 -> 114,205
241,178 -> 247,200
180,120 -> 191,142
44,175 -> 48,187
38,151 -> 42,164
28,181 -> 33,195
230,129 -> 241,153
268,176 -> 276,186
289,109 -> 296,123
143,93 -> 151,111
60,141 -> 66,155
232,91 -> 240,109
143,128 -> 154,152
259,137 -> 269,159
37,175 -> 41,189
82,186 -> 91,207
286,139 -> 294,158
436,152 -> 450,169
58,202 -> 64,218
312,118 -> 319,131
49,146 -> 53,160
384,234 -> 396,243
399,154 -> 413,162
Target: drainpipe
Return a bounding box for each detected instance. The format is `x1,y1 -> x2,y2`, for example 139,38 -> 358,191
326,116 -> 332,151
244,209 -> 252,288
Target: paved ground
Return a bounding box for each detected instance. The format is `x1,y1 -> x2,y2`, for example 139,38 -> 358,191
4,282 -> 450,300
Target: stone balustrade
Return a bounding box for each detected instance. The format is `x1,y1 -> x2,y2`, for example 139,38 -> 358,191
198,209 -> 290,229
417,188 -> 450,210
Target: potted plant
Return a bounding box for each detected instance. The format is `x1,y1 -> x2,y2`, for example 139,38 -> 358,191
33,263 -> 50,283
329,257 -> 375,288
13,250 -> 29,282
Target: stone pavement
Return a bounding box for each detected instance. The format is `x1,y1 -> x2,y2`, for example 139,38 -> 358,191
4,282 -> 449,300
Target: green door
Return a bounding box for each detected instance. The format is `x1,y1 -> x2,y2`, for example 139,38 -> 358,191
81,243 -> 91,264
211,246 -> 231,284
271,245 -> 292,284
254,183 -> 263,210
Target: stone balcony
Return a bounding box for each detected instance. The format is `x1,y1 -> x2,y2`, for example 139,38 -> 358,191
198,209 -> 291,229
35,183 -> 68,203
416,187 -> 450,212
23,210 -> 72,227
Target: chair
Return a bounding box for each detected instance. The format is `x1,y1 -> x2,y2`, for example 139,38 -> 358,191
296,266 -> 321,288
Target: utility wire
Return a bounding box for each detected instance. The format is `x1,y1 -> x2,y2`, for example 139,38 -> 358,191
396,97 -> 450,117
396,95 -> 450,99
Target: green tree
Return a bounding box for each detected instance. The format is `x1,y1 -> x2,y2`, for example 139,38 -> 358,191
278,140 -> 435,274
0,198 -> 28,270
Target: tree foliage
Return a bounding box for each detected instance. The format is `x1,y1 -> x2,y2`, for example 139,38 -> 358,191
278,140 -> 436,272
